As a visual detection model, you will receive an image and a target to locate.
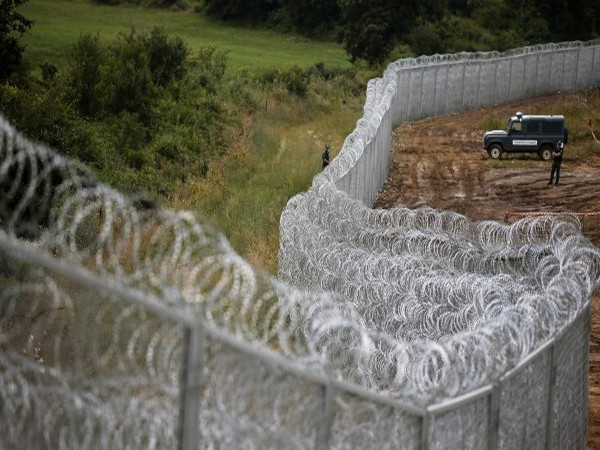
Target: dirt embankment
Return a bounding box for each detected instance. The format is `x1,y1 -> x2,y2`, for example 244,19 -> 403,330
374,93 -> 600,449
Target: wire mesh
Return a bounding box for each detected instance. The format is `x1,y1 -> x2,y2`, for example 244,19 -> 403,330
1,39 -> 600,449
0,258 -> 181,450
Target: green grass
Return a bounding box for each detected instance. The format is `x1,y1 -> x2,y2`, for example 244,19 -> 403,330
14,0 -> 365,274
172,95 -> 364,273
19,0 -> 351,73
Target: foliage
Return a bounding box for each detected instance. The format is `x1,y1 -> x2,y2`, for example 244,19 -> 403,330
92,0 -> 193,9
97,31 -> 156,124
200,0 -> 600,65
0,0 -> 34,81
19,0 -> 351,74
0,27 -> 239,197
258,66 -> 308,96
535,0 -> 600,42
69,33 -> 106,117
336,0 -> 438,65
203,0 -> 278,23
269,0 -> 340,37
0,80 -> 100,166
144,27 -> 188,86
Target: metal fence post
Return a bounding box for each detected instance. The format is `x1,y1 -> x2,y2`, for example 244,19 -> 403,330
420,412 -> 430,450
544,341 -> 557,450
521,55 -> 526,99
493,60 -> 498,105
476,61 -> 482,108
508,58 -> 513,102
561,50 -> 566,91
574,46 -> 581,90
178,323 -> 205,450
460,61 -> 466,109
534,53 -> 539,96
433,64 -> 439,115
444,64 -> 450,114
419,67 -> 425,118
314,381 -> 335,450
592,46 -> 598,87
488,384 -> 500,450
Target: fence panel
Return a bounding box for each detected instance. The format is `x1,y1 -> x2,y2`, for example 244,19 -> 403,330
0,245 -> 182,449
2,40 -> 599,449
198,338 -> 320,449
509,56 -> 526,100
427,396 -> 491,449
547,308 -> 591,450
463,62 -> 480,110
330,392 -> 422,449
497,345 -> 552,449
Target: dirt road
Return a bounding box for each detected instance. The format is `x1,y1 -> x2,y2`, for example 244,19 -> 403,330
374,92 -> 600,448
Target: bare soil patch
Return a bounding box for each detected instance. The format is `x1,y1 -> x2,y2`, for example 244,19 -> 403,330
374,92 -> 600,448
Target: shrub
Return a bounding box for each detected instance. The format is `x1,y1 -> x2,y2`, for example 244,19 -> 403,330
143,27 -> 188,86
98,31 -> 156,124
0,0 -> 34,82
69,33 -> 106,117
107,110 -> 149,153
0,79 -> 93,162
190,46 -> 227,94
257,66 -> 308,96
68,28 -> 186,123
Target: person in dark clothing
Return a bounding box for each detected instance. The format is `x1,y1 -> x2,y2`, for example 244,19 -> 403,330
549,140 -> 564,186
322,144 -> 330,169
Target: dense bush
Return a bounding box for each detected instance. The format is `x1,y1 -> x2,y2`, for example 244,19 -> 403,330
144,27 -> 188,86
0,0 -> 34,82
202,0 -> 600,65
0,27 -> 236,198
92,0 -> 194,9
256,62 -> 365,98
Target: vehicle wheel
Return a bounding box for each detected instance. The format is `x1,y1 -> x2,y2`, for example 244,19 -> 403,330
488,144 -> 502,160
539,146 -> 553,161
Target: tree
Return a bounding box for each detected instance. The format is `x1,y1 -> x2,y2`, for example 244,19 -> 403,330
337,0 -> 432,64
274,0 -> 341,37
532,0 -> 599,42
143,27 -> 188,87
0,0 -> 33,82
203,0 -> 279,23
69,33 -> 106,117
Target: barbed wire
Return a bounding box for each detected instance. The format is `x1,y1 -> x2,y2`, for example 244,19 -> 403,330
1,38 -> 599,448
2,113 -> 598,408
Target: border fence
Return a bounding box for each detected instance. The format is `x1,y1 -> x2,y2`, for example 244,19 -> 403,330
1,40 -> 600,449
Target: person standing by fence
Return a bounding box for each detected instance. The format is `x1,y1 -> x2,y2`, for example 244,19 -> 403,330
322,144 -> 330,169
549,140 -> 564,186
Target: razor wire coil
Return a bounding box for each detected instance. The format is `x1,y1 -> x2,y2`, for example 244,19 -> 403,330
1,38 -> 600,449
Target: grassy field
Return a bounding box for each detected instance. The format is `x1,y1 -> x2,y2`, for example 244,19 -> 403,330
15,0 -> 365,273
172,94 -> 364,273
19,0 -> 351,73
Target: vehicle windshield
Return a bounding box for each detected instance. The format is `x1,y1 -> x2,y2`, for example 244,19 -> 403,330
507,120 -> 522,133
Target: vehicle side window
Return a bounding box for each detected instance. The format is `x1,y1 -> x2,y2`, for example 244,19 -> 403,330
542,121 -> 563,134
510,121 -> 522,133
526,120 -> 542,133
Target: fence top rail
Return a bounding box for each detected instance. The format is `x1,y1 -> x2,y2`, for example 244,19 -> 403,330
0,231 -> 430,416
387,39 -> 600,71
4,230 -> 591,418
2,38 -> 598,435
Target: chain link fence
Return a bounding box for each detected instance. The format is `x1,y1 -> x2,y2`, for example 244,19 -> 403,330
1,40 -> 600,449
